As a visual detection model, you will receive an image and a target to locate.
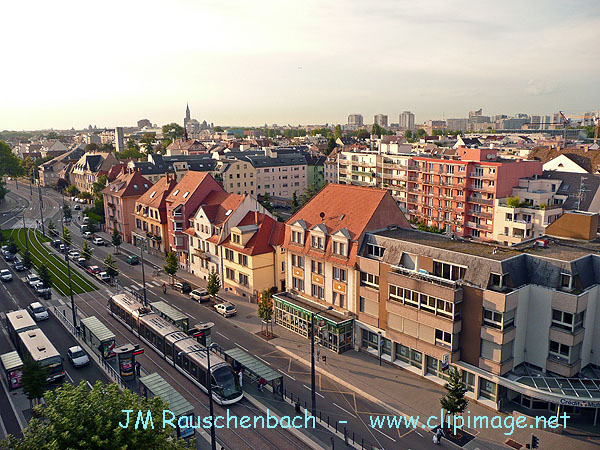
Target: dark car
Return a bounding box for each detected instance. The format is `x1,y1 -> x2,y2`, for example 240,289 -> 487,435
4,252 -> 15,261
174,281 -> 192,293
125,255 -> 139,265
13,260 -> 25,271
51,239 -> 62,248
73,204 -> 81,210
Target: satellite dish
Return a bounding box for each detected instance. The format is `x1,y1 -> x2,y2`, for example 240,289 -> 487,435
319,212 -> 325,220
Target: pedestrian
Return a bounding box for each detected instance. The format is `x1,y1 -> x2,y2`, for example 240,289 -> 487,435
162,282 -> 166,294
135,361 -> 141,377
258,377 -> 266,392
322,354 -> 327,364
435,427 -> 445,445
330,436 -> 335,450
316,346 -> 321,363
238,369 -> 243,388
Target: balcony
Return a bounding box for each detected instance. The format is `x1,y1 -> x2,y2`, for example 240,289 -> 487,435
390,264 -> 461,290
352,170 -> 376,177
470,172 -> 495,179
468,210 -> 493,219
107,202 -> 115,209
467,196 -> 493,206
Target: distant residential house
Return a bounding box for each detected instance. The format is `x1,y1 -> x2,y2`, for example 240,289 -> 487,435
40,140 -> 68,158
37,147 -> 85,187
129,153 -> 217,184
165,139 -> 208,156
216,159 -> 257,196
304,154 -> 326,188
543,154 -> 589,174
131,173 -> 178,256
453,136 -> 482,149
102,169 -> 152,243
71,152 -> 119,193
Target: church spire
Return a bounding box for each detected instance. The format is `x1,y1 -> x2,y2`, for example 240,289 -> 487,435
185,103 -> 190,120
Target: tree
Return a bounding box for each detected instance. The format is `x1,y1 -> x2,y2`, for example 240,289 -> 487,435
213,126 -> 224,132
86,220 -> 97,234
334,124 -> 343,139
47,220 -> 56,236
326,137 -> 336,154
101,142 -> 114,153
506,196 -> 521,208
20,355 -> 48,409
22,250 -> 32,270
62,203 -> 72,220
8,239 -> 18,255
416,128 -> 427,139
356,129 -> 369,140
206,269 -> 220,302
0,141 -> 25,178
163,251 -> 178,285
405,130 -> 413,140
63,227 -> 72,247
258,289 -> 274,337
0,381 -> 194,450
78,191 -> 92,201
291,192 -> 299,212
81,240 -> 92,262
440,367 -> 468,434
104,253 -> 118,281
65,184 -> 79,196
111,228 -> 122,254
260,193 -> 274,213
162,123 -> 184,141
371,123 -> 383,137
38,264 -> 52,289
85,143 -> 99,152
92,174 -> 108,198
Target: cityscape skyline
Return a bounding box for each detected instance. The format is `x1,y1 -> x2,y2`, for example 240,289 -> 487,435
1,0 -> 599,130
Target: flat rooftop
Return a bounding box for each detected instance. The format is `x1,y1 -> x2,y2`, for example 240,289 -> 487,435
373,228 -> 600,262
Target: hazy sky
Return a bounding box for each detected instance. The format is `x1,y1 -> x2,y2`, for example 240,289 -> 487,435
1,0 -> 598,130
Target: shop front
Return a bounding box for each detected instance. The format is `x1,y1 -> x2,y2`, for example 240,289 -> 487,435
273,292 -> 353,353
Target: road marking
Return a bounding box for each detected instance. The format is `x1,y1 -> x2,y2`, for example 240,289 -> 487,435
415,431 -> 423,437
255,356 -> 271,366
277,369 -> 296,381
87,381 -> 93,389
58,299 -> 65,306
303,384 -> 324,398
371,426 -> 396,442
65,371 -> 74,383
236,344 -> 249,352
171,304 -> 183,311
216,331 -> 230,340
332,402 -> 357,418
188,313 -> 197,320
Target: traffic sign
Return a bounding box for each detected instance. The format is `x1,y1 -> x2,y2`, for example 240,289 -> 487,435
441,353 -> 450,370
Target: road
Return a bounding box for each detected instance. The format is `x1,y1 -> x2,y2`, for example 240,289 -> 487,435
3,180 -> 447,449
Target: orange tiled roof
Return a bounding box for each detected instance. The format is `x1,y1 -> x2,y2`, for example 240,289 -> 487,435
220,212 -> 283,256
201,191 -> 245,225
102,169 -> 152,198
165,171 -> 218,208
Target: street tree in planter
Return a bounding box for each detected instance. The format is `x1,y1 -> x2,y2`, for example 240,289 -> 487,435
81,240 -> 93,262
38,264 -> 52,289
258,289 -> 274,337
206,269 -> 220,303
63,227 -> 72,248
62,203 -> 72,221
163,251 -> 178,285
47,220 -> 56,236
87,219 -> 97,235
22,249 -> 32,270
104,253 -> 119,282
111,228 -> 122,254
440,367 -> 468,436
7,239 -> 18,255
21,355 -> 49,409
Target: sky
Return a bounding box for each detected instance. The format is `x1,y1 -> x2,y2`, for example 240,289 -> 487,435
1,0 -> 599,130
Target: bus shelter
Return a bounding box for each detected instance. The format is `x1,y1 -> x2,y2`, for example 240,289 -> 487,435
139,372 -> 195,439
224,347 -> 283,398
80,316 -> 116,359
150,301 -> 190,332
0,351 -> 23,390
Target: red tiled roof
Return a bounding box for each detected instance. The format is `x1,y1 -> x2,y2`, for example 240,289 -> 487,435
135,174 -> 178,221
165,171 -> 221,209
200,191 -> 245,225
221,212 -> 283,256
183,227 -> 195,236
102,169 -> 152,198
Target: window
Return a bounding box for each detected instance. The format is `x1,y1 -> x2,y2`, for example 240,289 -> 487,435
360,271 -> 379,289
292,277 -> 304,291
311,235 -> 324,250
333,241 -> 347,257
367,243 -> 384,258
238,273 -> 249,286
549,340 -> 570,359
238,254 -> 248,267
432,261 -> 466,281
359,296 -> 365,312
224,249 -> 234,261
333,267 -> 346,282
311,260 -> 323,275
311,284 -> 324,299
232,234 -> 241,244
435,329 -> 452,348
291,254 -> 304,268
483,308 -> 502,329
225,268 -> 235,280
560,273 -> 573,290
291,230 -> 304,244
389,285 -> 403,302
552,309 -> 585,333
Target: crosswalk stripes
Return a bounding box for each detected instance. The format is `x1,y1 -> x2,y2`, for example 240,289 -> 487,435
106,290 -> 114,296
150,281 -> 161,287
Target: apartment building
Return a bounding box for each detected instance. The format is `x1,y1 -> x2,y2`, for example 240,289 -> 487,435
71,152 -> 119,193
217,158 -> 257,196
274,184 -> 410,353
324,156 -> 338,184
37,147 -> 85,187
339,146 -> 543,240
493,176 -> 566,245
374,114 -> 388,128
165,172 -> 224,269
131,173 -> 178,256
130,154 -> 217,184
399,111 -> 415,131
347,114 -> 364,128
355,215 -> 600,422
248,152 -> 308,199
165,138 -> 208,156
102,169 -> 152,243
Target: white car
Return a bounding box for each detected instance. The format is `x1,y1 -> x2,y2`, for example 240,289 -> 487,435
189,289 -> 210,302
97,272 -> 110,283
27,302 -> 49,321
26,274 -> 40,287
67,346 -> 90,367
83,231 -> 92,239
215,302 -> 237,317
68,250 -> 80,260
92,237 -> 104,246
0,269 -> 12,281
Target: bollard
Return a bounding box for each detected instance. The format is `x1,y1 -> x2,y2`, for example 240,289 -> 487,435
344,427 -> 348,446
335,421 -> 337,433
361,438 -> 364,450
295,401 -> 301,414
352,432 -> 354,444
319,411 -> 322,422
327,415 -> 330,427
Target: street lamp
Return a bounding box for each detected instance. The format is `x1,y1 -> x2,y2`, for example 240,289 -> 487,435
178,343 -> 219,450
137,237 -> 148,306
378,331 -> 383,366
59,195 -> 77,331
310,305 -> 333,418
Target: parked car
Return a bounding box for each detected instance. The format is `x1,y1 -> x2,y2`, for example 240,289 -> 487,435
82,231 -> 92,239
80,225 -> 88,233
77,257 -> 87,266
51,239 -> 62,248
87,265 -> 101,275
97,272 -> 110,283
215,302 -> 237,317
82,216 -> 89,224
34,283 -> 51,298
174,280 -> 192,293
125,255 -> 139,265
67,346 -> 89,367
68,250 -> 80,261
1,245 -> 8,255
13,259 -> 25,271
4,252 -> 15,261
93,237 -> 104,246
27,301 -> 49,321
189,289 -> 210,302
0,269 -> 12,281
73,204 -> 81,210
59,244 -> 68,253
26,274 -> 41,287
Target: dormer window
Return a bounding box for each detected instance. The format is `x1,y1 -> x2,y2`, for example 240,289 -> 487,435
489,272 -> 505,290
560,273 -> 573,291
311,235 -> 324,250
232,234 -> 241,244
173,189 -> 179,196
291,230 -> 304,244
366,243 -> 384,258
333,241 -> 347,257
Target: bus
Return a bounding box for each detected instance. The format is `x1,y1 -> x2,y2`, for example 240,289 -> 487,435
17,328 -> 65,382
6,310 -> 38,347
